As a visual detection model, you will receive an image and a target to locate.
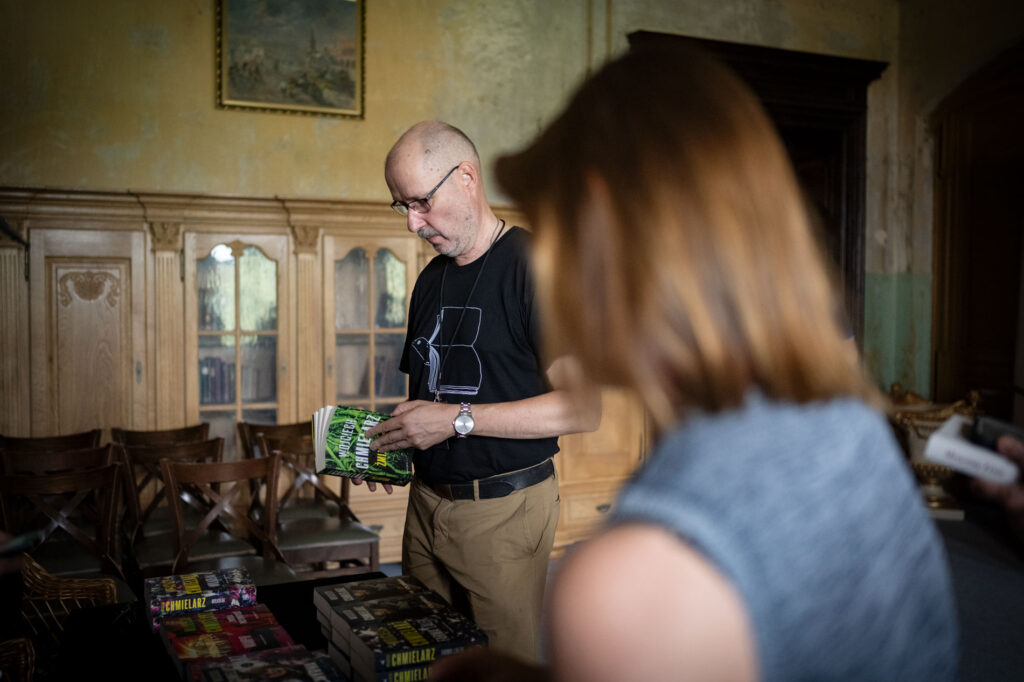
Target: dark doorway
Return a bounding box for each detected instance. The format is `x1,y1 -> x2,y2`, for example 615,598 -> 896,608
628,31 -> 888,345
932,40 -> 1024,421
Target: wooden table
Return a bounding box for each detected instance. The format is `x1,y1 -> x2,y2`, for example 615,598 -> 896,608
52,570 -> 385,681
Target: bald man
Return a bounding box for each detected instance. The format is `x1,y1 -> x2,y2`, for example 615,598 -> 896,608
362,121 -> 600,661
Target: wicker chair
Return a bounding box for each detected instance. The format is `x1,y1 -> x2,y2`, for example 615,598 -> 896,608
19,554 -> 117,646
0,636 -> 34,682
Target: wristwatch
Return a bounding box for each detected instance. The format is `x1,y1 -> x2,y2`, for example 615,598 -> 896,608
453,402 -> 474,438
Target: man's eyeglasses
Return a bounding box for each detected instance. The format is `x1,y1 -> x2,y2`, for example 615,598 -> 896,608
391,165 -> 459,216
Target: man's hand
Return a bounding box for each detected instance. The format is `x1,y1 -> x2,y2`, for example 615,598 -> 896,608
350,478 -> 394,494
366,400 -> 456,452
971,435 -> 1024,545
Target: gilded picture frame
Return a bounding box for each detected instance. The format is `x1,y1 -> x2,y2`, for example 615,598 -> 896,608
216,0 -> 364,119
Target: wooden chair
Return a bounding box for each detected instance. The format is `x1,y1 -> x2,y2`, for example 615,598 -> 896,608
258,434 -> 380,579
0,429 -> 101,453
158,453 -> 297,585
0,445 -> 114,475
237,420 -> 311,461
237,420 -> 319,517
111,423 -> 210,447
117,439 -> 224,572
0,445 -> 117,537
257,433 -> 342,521
0,461 -> 124,580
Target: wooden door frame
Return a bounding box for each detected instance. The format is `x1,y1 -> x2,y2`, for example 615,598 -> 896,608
931,39 -> 1024,409
627,31 -> 888,343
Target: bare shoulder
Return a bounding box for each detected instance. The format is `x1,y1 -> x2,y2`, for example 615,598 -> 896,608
547,524 -> 758,682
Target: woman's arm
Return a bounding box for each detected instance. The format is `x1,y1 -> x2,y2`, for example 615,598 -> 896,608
546,523 -> 759,682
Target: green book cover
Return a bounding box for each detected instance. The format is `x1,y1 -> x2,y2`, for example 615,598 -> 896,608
313,405 -> 412,486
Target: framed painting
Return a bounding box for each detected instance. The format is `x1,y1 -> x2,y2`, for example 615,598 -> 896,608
217,0 -> 364,118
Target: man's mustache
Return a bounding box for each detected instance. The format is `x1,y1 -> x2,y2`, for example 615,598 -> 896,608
418,227 -> 441,240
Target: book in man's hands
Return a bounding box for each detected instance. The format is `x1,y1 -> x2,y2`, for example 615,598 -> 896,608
313,405 -> 413,486
924,414 -> 1020,483
144,568 -> 257,632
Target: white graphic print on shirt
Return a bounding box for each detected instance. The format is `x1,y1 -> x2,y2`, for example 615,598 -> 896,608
411,305 -> 482,397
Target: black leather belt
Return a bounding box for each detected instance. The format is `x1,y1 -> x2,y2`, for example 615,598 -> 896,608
421,459 -> 555,501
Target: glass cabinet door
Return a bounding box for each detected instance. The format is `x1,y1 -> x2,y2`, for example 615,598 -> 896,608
324,237 -> 419,414
186,235 -> 291,460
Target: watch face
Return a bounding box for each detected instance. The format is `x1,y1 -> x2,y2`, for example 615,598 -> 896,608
453,413 -> 474,435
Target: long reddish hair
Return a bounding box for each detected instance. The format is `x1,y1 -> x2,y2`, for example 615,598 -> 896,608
496,44 -> 877,428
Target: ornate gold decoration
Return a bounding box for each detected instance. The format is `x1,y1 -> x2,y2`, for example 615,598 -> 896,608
58,271 -> 120,308
888,385 -> 981,517
150,222 -> 182,251
291,224 -> 320,254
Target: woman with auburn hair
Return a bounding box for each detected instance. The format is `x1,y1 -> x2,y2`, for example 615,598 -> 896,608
430,44 -> 957,682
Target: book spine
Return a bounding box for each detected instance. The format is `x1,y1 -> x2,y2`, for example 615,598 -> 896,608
368,641 -> 475,671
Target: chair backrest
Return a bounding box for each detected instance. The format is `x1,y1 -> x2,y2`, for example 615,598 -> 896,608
237,421 -> 311,460
0,429 -> 102,452
159,453 -> 283,573
258,433 -> 354,520
1,445 -> 114,475
0,463 -> 123,577
118,438 -> 224,545
0,446 -> 117,533
110,423 -> 210,446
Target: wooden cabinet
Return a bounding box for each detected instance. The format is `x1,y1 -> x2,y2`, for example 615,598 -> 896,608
184,233 -> 292,461
0,188 -> 650,564
322,233 -> 421,563
553,388 -> 648,554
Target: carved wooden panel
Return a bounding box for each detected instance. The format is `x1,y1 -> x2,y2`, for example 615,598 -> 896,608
154,250 -> 185,428
29,229 -> 147,437
1,246 -> 30,436
557,388 -> 646,482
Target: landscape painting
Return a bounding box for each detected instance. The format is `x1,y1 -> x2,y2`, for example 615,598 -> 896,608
217,0 -> 363,118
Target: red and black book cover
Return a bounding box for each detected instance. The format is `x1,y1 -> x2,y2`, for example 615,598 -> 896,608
190,645 -> 347,682
163,618 -> 295,678
144,568 -> 257,632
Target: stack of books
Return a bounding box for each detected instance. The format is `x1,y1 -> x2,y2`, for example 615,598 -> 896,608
144,568 -> 259,633
314,575 -> 488,682
160,604 -> 295,679
145,568 -> 346,681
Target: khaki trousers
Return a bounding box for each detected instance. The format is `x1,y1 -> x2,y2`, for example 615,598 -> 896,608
401,469 -> 559,662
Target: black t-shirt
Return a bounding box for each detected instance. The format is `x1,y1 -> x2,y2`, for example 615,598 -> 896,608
399,226 -> 558,483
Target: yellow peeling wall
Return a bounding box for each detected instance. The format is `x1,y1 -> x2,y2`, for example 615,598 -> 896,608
1,0 -> 896,204
3,0 -> 1023,397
